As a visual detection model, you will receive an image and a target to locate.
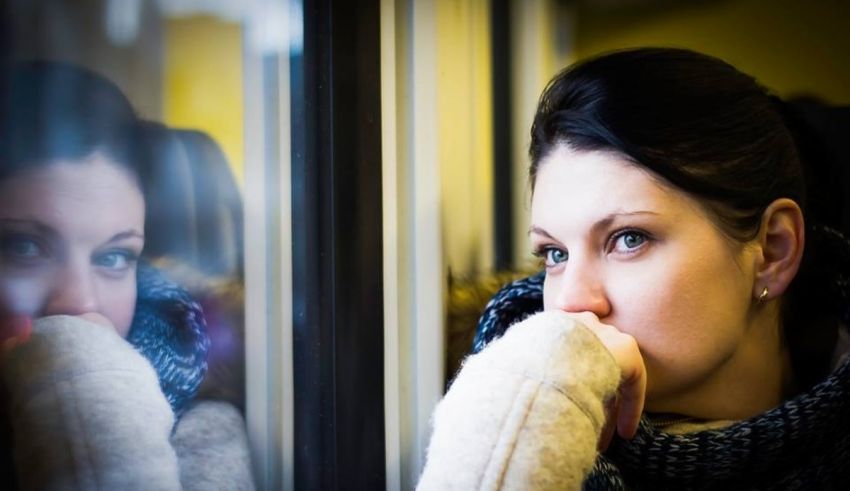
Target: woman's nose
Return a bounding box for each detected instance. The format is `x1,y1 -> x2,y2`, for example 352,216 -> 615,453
42,262 -> 98,317
549,263 -> 611,318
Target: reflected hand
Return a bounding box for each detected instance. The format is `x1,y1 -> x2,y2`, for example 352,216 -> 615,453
1,313 -> 114,357
76,312 -> 115,329
565,311 -> 646,451
0,314 -> 32,354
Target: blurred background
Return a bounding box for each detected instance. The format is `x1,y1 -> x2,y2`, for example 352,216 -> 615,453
2,0 -> 848,490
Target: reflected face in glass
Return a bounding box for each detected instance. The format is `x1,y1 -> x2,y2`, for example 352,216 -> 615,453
0,154 -> 145,336
530,145 -> 759,409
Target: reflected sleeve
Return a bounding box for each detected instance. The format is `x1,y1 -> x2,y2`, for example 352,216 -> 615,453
172,400 -> 256,490
2,315 -> 182,491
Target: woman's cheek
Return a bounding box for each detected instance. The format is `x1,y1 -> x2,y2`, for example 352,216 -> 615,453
542,275 -> 556,311
604,265 -> 684,363
100,277 -> 137,337
0,275 -> 49,318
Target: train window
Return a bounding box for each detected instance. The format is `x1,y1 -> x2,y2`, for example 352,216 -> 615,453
1,1 -> 384,490
0,1 -> 255,489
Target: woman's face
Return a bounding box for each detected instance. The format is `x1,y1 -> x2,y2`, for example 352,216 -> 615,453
0,154 -> 145,336
531,145 -> 760,407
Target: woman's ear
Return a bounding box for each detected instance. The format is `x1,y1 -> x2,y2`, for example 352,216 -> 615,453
754,198 -> 805,301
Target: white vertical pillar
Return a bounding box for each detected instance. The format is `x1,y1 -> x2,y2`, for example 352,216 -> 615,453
510,0 -> 576,268
410,0 -> 445,484
381,0 -> 402,488
382,0 -> 445,489
243,2 -> 294,489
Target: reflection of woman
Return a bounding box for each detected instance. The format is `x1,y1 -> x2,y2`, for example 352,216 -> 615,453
419,48 -> 850,489
0,62 -> 253,490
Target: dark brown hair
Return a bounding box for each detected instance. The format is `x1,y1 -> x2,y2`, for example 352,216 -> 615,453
530,47 -> 839,390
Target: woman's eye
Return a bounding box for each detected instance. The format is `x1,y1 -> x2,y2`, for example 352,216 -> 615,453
1,236 -> 46,262
544,248 -> 568,266
612,231 -> 648,252
94,250 -> 137,271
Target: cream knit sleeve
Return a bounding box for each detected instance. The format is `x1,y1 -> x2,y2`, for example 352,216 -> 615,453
417,310 -> 620,491
172,400 -> 256,491
2,315 -> 181,491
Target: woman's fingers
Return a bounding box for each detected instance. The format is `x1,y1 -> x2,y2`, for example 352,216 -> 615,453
598,396 -> 619,451
564,311 -> 647,441
0,315 -> 32,354
77,312 -> 115,329
616,356 -> 646,439
607,332 -> 646,439
1,314 -> 113,357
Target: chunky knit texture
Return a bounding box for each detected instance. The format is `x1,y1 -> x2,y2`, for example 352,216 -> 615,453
419,311 -> 620,490
473,261 -> 850,489
128,262 -> 210,417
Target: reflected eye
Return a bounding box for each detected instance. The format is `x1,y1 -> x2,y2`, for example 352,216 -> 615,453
612,230 -> 648,253
93,250 -> 138,272
0,235 -> 47,264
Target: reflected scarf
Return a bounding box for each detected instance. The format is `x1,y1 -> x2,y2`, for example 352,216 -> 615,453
127,263 -> 210,417
473,271 -> 850,489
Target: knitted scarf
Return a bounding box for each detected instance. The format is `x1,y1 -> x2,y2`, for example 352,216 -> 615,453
127,262 -> 210,417
473,270 -> 850,490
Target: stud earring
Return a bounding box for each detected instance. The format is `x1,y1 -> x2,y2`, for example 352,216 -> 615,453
757,286 -> 769,303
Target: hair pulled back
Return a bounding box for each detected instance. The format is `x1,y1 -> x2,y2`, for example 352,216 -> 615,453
530,47 -> 845,390
531,48 -> 804,239
0,60 -> 143,185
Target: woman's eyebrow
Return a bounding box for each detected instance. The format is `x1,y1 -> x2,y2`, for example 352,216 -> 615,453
105,230 -> 145,243
591,210 -> 660,233
0,218 -> 58,238
528,225 -> 555,238
529,211 -> 661,238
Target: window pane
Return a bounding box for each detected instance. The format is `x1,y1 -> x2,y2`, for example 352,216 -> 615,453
0,1 -> 260,489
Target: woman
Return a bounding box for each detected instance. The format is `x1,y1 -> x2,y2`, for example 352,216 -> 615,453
418,48 -> 850,489
0,61 -> 254,490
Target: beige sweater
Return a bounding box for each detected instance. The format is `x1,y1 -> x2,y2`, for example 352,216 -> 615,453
418,311 -> 621,491
2,315 -> 254,491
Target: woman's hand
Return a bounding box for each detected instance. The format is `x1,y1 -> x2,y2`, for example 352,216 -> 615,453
75,312 -> 115,329
565,311 -> 646,451
0,314 -> 32,354
1,313 -> 114,356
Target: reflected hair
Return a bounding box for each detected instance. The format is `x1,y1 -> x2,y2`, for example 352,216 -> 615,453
0,60 -> 142,185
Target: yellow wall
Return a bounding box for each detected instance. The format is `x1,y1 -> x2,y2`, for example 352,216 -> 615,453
437,0 -> 494,276
163,17 -> 244,187
510,0 -> 576,269
573,0 -> 850,104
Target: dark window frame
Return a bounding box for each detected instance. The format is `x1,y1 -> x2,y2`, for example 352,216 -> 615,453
491,0 -> 514,270
290,0 -> 385,489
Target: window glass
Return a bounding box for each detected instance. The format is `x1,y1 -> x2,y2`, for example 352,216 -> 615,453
0,1 -> 273,488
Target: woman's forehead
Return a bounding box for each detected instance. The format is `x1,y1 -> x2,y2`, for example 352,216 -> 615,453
532,148 -> 688,221
532,147 -> 672,207
0,156 -> 144,241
